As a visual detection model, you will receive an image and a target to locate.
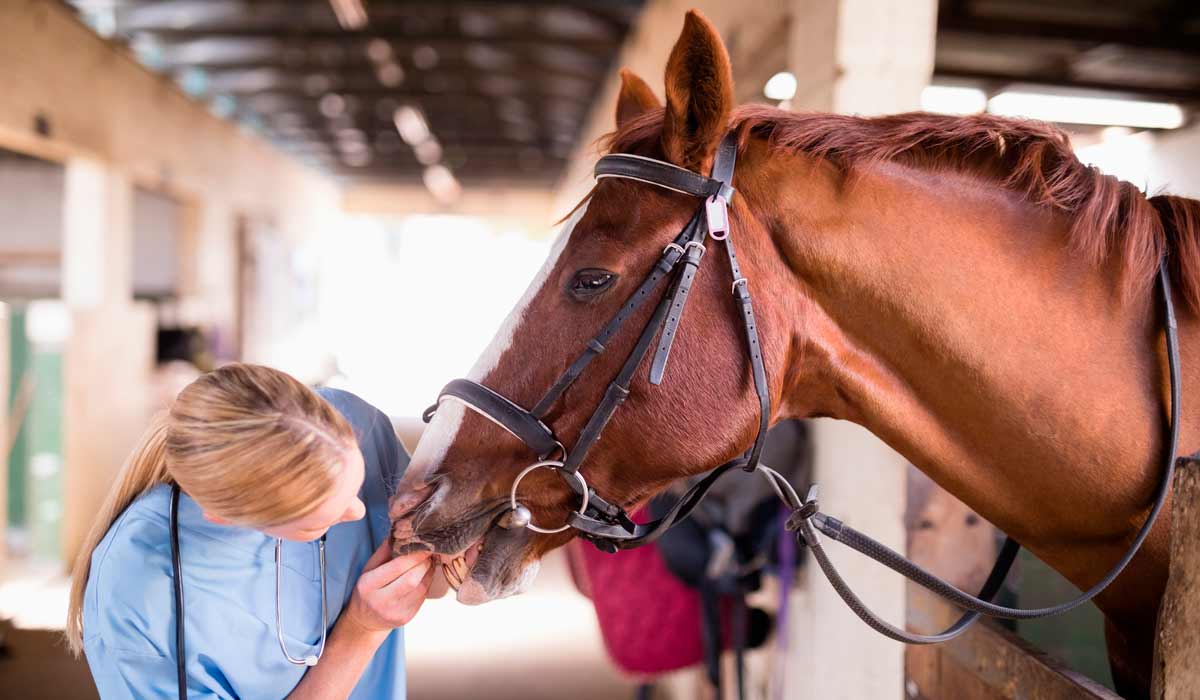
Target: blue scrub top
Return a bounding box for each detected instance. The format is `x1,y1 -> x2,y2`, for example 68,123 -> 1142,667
82,388 -> 408,699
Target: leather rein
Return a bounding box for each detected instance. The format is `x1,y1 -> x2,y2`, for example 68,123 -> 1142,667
423,130 -> 1184,644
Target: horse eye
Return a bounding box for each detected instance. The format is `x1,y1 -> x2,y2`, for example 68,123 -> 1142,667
569,268 -> 617,300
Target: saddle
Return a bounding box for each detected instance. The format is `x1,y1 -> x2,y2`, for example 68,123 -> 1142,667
569,420 -> 810,697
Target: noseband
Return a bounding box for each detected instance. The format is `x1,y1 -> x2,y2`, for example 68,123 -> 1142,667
424,130 -> 1187,645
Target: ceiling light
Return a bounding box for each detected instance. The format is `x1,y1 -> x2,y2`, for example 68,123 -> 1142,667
921,85 -> 987,115
366,38 -> 392,63
393,105 -> 431,145
413,138 -> 443,165
412,45 -> 439,70
763,71 -> 797,101
987,91 -> 1184,130
329,0 -> 368,30
376,63 -> 404,88
423,164 -> 461,204
319,93 -> 346,118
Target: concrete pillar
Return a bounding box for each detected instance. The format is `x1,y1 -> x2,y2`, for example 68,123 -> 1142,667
61,157 -> 133,309
58,156 -> 155,566
193,198 -> 238,357
788,0 -> 937,116
784,2 -> 936,699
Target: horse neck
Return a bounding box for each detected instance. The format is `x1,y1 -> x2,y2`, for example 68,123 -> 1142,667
744,151 -> 1173,624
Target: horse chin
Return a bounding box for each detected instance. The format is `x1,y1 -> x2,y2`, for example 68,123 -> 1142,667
455,525 -> 540,605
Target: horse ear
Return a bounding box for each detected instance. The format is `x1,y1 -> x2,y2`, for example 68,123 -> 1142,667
615,68 -> 661,128
661,10 -> 734,171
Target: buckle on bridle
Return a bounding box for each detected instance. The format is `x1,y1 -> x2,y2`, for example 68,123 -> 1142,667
706,194 -> 730,240
785,484 -> 821,533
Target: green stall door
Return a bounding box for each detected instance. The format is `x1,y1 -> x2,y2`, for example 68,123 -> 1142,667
8,302 -> 67,561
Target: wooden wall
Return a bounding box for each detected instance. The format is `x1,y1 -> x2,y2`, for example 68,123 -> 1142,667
907,621 -> 1121,700
1152,464 -> 1200,699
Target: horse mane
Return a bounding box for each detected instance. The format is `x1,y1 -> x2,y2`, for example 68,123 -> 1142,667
605,105 -> 1200,313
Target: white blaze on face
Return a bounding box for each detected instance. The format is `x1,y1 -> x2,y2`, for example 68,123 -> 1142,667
407,202 -> 590,492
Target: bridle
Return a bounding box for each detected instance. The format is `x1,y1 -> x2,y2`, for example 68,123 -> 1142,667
425,132 -> 771,550
423,130 -> 1186,645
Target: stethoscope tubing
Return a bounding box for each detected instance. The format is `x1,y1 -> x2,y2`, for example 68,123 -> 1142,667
169,483 -> 329,699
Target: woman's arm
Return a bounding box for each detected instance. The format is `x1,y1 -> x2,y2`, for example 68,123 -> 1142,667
286,544 -> 434,700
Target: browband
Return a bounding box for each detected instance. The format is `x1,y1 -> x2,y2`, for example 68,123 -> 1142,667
596,153 -> 736,202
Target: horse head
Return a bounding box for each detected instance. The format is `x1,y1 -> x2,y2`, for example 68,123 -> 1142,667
389,11 -> 795,604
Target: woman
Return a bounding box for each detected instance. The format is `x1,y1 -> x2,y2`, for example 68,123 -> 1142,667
65,363 -> 433,699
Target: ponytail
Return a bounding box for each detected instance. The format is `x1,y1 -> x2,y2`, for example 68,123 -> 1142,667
65,413 -> 171,656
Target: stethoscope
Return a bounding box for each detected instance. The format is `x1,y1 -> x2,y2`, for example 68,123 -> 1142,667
169,484 -> 328,700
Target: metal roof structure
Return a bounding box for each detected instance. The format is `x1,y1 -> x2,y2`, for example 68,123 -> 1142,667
66,0 -> 644,188
936,0 -> 1200,105
64,1 -> 1197,188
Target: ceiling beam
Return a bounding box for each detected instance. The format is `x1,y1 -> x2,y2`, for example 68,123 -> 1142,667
126,29 -> 622,54
232,87 -> 592,106
168,56 -> 600,83
938,16 -> 1200,55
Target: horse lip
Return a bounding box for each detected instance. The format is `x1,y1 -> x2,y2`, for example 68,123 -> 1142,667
459,523 -> 534,604
405,499 -> 511,555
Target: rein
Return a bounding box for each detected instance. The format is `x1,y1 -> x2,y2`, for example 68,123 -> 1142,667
423,131 -> 1184,645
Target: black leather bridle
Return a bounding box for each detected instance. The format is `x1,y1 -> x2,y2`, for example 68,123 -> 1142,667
425,132 -> 771,552
424,130 -> 1186,645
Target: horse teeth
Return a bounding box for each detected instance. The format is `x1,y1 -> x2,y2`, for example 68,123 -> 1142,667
442,554 -> 468,591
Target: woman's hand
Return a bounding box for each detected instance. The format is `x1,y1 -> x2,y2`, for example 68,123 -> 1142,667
344,542 -> 435,633
287,543 -> 433,698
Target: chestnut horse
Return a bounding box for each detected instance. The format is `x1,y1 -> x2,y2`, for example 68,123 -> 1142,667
391,10 -> 1200,696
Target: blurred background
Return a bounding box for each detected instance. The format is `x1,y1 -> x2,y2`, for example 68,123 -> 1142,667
0,0 -> 1196,698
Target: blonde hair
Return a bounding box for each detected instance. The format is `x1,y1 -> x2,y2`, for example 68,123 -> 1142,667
65,363 -> 356,656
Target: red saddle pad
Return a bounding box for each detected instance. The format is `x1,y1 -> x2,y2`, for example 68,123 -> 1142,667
567,537 -> 708,676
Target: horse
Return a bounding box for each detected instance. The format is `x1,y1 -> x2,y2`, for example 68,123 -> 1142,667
390,10 -> 1200,697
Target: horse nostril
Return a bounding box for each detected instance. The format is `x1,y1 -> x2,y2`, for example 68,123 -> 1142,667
389,480 -> 438,521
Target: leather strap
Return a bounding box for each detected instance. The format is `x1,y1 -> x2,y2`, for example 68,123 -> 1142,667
562,135 -> 747,489
725,236 -> 771,471
561,270 -> 680,477
531,211 -> 703,418
710,133 -> 738,187
596,153 -> 735,202
650,230 -> 707,384
651,132 -> 741,385
433,378 -> 561,459
568,460 -> 746,550
709,132 -> 772,472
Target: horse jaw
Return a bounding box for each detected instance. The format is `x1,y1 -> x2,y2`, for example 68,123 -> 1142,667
455,524 -> 542,605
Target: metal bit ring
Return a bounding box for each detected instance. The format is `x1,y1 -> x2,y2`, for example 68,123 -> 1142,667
509,460 -> 589,534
